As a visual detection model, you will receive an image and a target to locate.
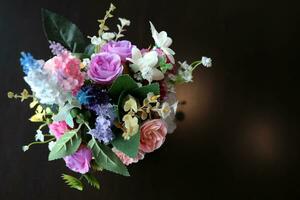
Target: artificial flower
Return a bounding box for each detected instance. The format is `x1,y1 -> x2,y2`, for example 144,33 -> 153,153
20,52 -> 44,75
122,114 -> 139,140
64,145 -> 92,174
44,51 -> 85,94
139,119 -> 167,153
113,148 -> 144,165
149,22 -> 175,64
102,32 -> 115,41
127,47 -> 163,83
124,95 -> 138,112
201,56 -> 212,67
49,41 -> 66,56
35,130 -> 44,142
88,52 -> 123,84
48,121 -> 69,139
101,40 -> 134,62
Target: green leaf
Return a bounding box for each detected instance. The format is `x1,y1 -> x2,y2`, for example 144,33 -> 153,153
62,174 -> 83,191
112,131 -> 140,158
130,83 -> 160,100
88,138 -> 130,176
83,174 -> 100,190
65,113 -> 74,128
109,75 -> 139,102
48,130 -> 81,161
84,44 -> 96,57
41,9 -> 88,53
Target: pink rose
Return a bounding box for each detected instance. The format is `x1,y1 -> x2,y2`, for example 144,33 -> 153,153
48,121 -> 69,139
44,51 -> 84,94
87,52 -> 123,84
139,119 -> 168,153
101,40 -> 134,62
113,148 -> 145,166
64,145 -> 92,174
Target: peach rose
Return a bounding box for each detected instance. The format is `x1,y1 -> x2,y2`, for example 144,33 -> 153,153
113,148 -> 145,166
139,119 -> 167,153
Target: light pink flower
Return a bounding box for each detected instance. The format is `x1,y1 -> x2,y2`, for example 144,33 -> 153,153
113,148 -> 145,166
64,145 -> 92,174
139,119 -> 167,153
48,121 -> 69,139
44,51 -> 84,94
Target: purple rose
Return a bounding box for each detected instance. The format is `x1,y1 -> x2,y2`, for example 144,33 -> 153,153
88,52 -> 123,84
101,40 -> 134,62
64,145 -> 92,174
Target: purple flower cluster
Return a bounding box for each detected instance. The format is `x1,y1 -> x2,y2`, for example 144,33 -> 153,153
49,41 -> 66,56
88,103 -> 115,144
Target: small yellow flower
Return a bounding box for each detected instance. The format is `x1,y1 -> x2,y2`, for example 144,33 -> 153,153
122,114 -> 139,140
29,105 -> 46,122
7,91 -> 14,98
29,99 -> 39,109
123,95 -> 138,113
20,89 -> 29,101
143,92 -> 160,105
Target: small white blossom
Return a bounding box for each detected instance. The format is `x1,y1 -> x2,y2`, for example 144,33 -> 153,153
35,130 -> 44,142
201,56 -> 212,67
179,61 -> 192,70
22,145 -> 29,152
90,36 -> 103,45
119,18 -> 131,27
82,58 -> 90,67
48,141 -> 56,151
102,32 -> 115,41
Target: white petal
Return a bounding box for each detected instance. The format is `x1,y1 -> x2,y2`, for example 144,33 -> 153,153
143,51 -> 158,68
152,68 -> 164,80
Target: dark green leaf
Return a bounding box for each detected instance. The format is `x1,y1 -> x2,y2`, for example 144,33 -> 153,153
111,131 -> 140,158
108,75 -> 139,102
83,174 -> 100,190
48,130 -> 81,161
130,83 -> 160,100
62,174 -> 83,191
41,9 -> 87,53
88,138 -> 130,176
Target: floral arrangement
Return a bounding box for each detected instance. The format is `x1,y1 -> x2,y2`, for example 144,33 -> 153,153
8,4 -> 211,191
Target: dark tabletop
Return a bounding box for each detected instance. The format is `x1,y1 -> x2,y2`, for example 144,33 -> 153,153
0,0 -> 299,199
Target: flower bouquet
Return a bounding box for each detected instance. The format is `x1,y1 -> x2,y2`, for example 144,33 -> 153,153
8,3 -> 211,190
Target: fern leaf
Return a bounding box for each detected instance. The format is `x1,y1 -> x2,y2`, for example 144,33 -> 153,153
62,174 -> 83,191
83,173 -> 100,190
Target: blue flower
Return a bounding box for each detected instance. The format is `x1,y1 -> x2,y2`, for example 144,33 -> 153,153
88,103 -> 116,144
76,85 -> 110,107
20,52 -> 42,75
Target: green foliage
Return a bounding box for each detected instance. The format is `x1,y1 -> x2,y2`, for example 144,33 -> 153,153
130,83 -> 160,100
65,113 -> 74,128
111,131 -> 140,158
109,75 -> 139,102
48,130 -> 81,161
83,174 -> 100,190
41,9 -> 88,53
62,174 -> 83,191
159,57 -> 173,73
88,138 -> 130,176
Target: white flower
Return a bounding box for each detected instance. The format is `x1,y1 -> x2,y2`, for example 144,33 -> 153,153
178,61 -> 193,82
179,61 -> 192,70
82,58 -> 90,67
163,93 -> 178,134
156,102 -> 171,119
22,145 -> 29,152
201,56 -> 212,67
35,130 -> 44,142
127,47 -> 164,83
24,68 -> 71,105
102,32 -> 115,41
119,18 -> 131,27
150,21 -> 175,64
48,141 -> 56,151
90,36 -> 103,45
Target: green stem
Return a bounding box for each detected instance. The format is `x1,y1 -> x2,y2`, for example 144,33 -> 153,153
84,122 -> 92,131
27,138 -> 55,148
191,61 -> 202,71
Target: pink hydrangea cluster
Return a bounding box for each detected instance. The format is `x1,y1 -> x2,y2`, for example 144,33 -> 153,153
44,51 -> 84,94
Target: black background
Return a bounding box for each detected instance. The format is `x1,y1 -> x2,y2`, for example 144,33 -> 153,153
1,0 -> 300,199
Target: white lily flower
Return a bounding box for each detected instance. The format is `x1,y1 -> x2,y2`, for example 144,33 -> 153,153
127,47 -> 164,83
35,130 -> 44,142
22,145 -> 29,152
201,56 -> 212,67
149,21 -> 175,64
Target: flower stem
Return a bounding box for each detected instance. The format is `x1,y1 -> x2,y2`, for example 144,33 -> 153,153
27,138 -> 55,148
